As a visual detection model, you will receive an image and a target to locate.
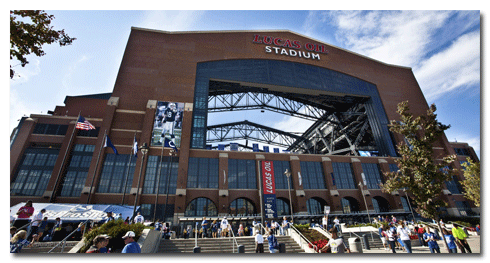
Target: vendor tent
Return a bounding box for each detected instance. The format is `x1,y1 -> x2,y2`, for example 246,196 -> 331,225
10,203 -> 139,223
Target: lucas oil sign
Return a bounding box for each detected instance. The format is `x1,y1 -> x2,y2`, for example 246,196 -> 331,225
262,160 -> 277,219
253,34 -> 329,61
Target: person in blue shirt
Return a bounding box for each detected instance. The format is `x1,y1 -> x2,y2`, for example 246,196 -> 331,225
121,231 -> 141,253
442,228 -> 458,253
423,226 -> 441,253
201,217 -> 209,238
267,231 -> 279,253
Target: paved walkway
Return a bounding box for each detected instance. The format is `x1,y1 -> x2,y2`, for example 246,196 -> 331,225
362,235 -> 480,254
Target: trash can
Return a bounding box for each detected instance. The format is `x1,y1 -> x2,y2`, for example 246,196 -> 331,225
193,246 -> 201,253
348,237 -> 363,253
279,243 -> 286,253
362,234 -> 370,250
238,245 -> 245,253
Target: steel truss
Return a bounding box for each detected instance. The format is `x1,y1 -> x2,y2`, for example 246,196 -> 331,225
206,80 -> 378,155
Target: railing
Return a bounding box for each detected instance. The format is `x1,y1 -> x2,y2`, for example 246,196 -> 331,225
15,220 -> 34,232
227,225 -> 240,253
47,219 -> 91,253
288,223 -> 320,253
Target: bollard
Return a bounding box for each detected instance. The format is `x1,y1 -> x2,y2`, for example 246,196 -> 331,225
362,234 -> 370,250
279,243 -> 286,253
193,246 -> 201,253
238,245 -> 245,253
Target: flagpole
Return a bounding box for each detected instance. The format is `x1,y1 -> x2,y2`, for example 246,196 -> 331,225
87,129 -> 107,204
122,133 -> 137,205
49,112 -> 81,203
152,144 -> 165,222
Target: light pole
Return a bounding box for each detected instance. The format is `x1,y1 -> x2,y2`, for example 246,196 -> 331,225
284,169 -> 294,223
358,181 -> 374,241
403,188 -> 416,222
133,142 -> 149,218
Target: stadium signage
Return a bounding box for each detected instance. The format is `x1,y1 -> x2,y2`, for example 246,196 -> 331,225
262,160 -> 277,218
252,34 -> 328,60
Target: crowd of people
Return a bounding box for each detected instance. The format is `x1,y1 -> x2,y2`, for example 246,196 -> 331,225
376,215 -> 476,254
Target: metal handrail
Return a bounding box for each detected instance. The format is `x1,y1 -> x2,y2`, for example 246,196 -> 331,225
47,219 -> 91,253
228,225 -> 240,253
288,223 -> 320,253
15,220 -> 34,232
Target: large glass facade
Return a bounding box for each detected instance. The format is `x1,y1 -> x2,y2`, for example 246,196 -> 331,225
143,156 -> 179,194
273,160 -> 291,189
300,161 -> 326,189
191,59 -> 397,157
185,198 -> 218,217
361,163 -> 383,189
187,157 -> 219,189
276,198 -> 290,216
228,159 -> 256,189
11,147 -> 59,196
229,198 -> 256,216
97,154 -> 136,193
60,144 -> 95,197
306,198 -> 324,215
332,162 -> 357,189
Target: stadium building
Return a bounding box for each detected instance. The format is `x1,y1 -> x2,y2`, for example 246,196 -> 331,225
10,28 -> 479,229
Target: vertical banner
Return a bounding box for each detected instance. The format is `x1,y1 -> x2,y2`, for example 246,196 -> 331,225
273,148 -> 280,153
230,143 -> 239,151
262,161 -> 277,219
253,143 -> 259,152
151,101 -> 185,147
263,146 -> 269,152
218,144 -> 225,151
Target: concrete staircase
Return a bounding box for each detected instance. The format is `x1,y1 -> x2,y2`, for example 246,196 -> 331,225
19,241 -> 79,253
157,235 -> 305,253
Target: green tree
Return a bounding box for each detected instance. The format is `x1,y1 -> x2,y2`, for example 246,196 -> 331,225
461,157 -> 480,207
10,10 -> 76,78
381,101 -> 456,251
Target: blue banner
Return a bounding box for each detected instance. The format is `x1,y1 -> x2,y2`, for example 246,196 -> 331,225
230,143 -> 239,151
273,148 -> 279,153
263,146 -> 269,152
253,143 -> 259,152
218,144 -> 225,151
263,194 -> 278,219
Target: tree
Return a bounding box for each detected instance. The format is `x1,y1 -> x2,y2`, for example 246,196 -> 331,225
10,10 -> 76,78
381,101 -> 456,251
460,157 -> 480,207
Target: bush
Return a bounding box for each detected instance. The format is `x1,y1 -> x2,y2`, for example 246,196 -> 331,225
79,221 -> 145,253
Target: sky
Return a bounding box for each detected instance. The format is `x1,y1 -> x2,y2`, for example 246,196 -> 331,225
8,8 -> 482,159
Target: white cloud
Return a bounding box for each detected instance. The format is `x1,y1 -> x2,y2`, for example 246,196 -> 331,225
139,11 -> 206,32
413,31 -> 480,101
10,58 -> 42,84
272,116 -> 314,134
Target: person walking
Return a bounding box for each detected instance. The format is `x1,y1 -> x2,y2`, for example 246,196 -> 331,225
133,212 -> 144,224
281,216 -> 289,236
397,221 -> 412,253
322,215 -> 328,230
423,226 -> 441,253
452,225 -> 472,253
10,230 -> 34,253
220,217 -> 229,238
417,224 -> 426,247
86,235 -> 110,253
333,217 -> 341,233
320,228 -> 350,253
255,230 -> 264,253
386,225 -> 397,253
14,200 -> 34,229
121,231 -> 141,253
442,228 -> 458,253
28,208 -> 45,241
201,217 -> 209,238
380,225 -> 389,251
267,230 -> 279,253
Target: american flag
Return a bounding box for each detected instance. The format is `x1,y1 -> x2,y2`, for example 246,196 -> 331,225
76,116 -> 95,130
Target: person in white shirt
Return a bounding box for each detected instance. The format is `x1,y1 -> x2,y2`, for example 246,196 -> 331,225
134,212 -> 144,224
28,209 -> 45,241
220,217 -> 229,237
252,220 -> 260,236
281,216 -> 289,236
255,230 -> 264,253
397,221 -> 412,253
274,221 -> 281,235
322,215 -> 328,230
333,217 -> 341,233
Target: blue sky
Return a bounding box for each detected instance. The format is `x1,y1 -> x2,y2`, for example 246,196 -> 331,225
8,9 -> 481,158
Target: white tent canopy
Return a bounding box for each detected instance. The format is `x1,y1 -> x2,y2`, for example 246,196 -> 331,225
10,203 -> 139,222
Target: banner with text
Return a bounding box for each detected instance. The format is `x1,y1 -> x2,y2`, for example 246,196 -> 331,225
262,160 -> 277,219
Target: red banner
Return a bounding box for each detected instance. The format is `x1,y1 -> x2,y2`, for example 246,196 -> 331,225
262,161 -> 276,194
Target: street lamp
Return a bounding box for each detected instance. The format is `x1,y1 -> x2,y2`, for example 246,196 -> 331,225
358,181 -> 372,223
133,142 -> 149,218
284,169 -> 294,223
403,188 -> 416,221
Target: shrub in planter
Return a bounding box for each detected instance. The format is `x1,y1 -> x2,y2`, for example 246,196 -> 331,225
79,221 -> 145,253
